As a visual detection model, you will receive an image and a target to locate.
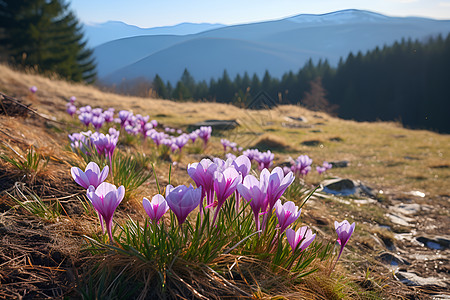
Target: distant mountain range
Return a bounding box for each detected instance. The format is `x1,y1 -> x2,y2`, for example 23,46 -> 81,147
84,21 -> 225,47
90,9 -> 450,85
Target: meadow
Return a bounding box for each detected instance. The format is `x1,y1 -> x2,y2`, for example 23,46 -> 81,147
0,64 -> 449,299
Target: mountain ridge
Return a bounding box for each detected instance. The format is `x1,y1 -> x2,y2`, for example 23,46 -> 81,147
92,9 -> 450,84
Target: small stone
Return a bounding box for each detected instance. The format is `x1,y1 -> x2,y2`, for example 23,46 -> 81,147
188,119 -> 239,131
395,271 -> 448,288
329,137 -> 343,142
377,252 -> 410,266
321,178 -> 374,197
390,203 -> 421,215
415,235 -> 450,250
386,213 -> 415,227
330,160 -> 349,168
286,116 -> 307,122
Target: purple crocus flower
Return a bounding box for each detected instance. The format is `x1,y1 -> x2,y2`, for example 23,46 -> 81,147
237,173 -> 268,231
323,161 -> 332,170
274,200 -> 301,234
334,220 -> 355,261
213,157 -> 233,172
317,161 -> 332,175
68,131 -> 93,154
92,108 -> 103,117
165,184 -> 202,226
150,131 -> 167,147
187,158 -> 217,206
90,131 -> 119,159
143,194 -> 169,224
92,116 -> 105,131
255,150 -> 274,170
109,127 -> 119,138
212,167 -> 241,224
189,132 -> 198,142
71,162 -> 109,189
118,110 -> 131,128
66,104 -> 77,116
69,96 -> 76,104
266,167 -> 295,212
291,155 -> 312,176
87,182 -> 125,241
79,105 -> 92,114
103,109 -> 115,123
29,86 -> 37,93
221,139 -> 230,152
316,166 -> 327,175
170,142 -> 179,153
286,226 -> 316,252
197,126 -> 212,147
79,112 -> 92,127
242,149 -> 260,162
174,134 -> 189,152
144,122 -> 154,132
232,155 -> 251,210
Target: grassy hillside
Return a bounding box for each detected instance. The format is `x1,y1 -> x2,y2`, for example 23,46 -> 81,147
0,64 -> 448,298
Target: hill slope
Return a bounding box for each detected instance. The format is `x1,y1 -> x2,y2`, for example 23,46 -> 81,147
0,65 -> 449,298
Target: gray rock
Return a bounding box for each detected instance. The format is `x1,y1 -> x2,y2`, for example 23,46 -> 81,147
321,178 -> 375,197
395,271 -> 448,288
330,160 -> 349,168
390,203 -> 421,215
329,137 -> 343,142
415,235 -> 450,250
188,119 -> 239,131
286,116 -> 307,122
386,213 -> 415,227
377,252 -> 410,266
322,178 -> 355,196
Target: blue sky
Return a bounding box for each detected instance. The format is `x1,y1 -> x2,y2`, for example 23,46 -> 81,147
71,0 -> 450,27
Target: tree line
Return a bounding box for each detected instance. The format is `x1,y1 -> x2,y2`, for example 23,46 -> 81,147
150,34 -> 450,133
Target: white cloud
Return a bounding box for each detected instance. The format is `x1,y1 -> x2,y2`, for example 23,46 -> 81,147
439,1 -> 450,7
385,0 -> 419,3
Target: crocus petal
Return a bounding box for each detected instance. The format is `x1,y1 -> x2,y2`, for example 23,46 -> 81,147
99,165 -> 109,183
71,167 -> 90,189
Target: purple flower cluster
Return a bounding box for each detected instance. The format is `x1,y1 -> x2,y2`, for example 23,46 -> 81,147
286,155 -> 313,177
316,161 -> 332,175
73,105 -> 117,130
242,148 -> 261,162
254,150 -> 274,171
68,128 -> 119,159
221,139 -> 242,153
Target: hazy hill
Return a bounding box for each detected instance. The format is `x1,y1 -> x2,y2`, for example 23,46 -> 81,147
93,9 -> 450,84
84,21 -> 225,47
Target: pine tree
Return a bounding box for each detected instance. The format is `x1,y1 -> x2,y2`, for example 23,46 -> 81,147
0,0 -> 96,82
152,74 -> 168,99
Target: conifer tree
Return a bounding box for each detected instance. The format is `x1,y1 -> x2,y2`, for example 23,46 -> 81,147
0,0 -> 96,82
